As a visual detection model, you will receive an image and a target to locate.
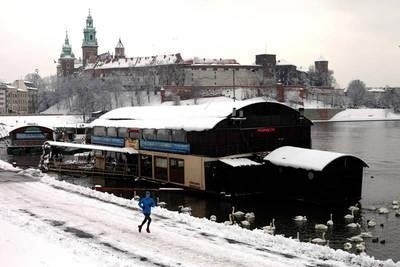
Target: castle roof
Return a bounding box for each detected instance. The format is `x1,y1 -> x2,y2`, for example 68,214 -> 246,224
85,53 -> 183,70
116,38 -> 124,49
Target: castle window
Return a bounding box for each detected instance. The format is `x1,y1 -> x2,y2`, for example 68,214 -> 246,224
90,35 -> 93,41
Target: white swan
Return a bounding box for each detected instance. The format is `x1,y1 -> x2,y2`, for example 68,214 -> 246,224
315,224 -> 328,231
294,215 -> 307,222
343,242 -> 352,250
360,231 -> 373,238
367,220 -> 376,227
378,207 -> 389,214
210,215 -> 217,222
311,232 -> 327,245
347,235 -> 363,243
231,206 -> 245,221
348,203 -> 360,212
263,218 -> 276,234
178,205 -> 192,214
327,213 -> 333,226
355,242 -> 366,252
393,200 -> 399,206
392,204 -> 399,210
245,212 -> 255,224
344,209 -> 355,221
240,220 -> 251,229
346,223 -> 360,229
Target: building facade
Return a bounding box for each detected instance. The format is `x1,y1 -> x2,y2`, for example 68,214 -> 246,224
4,80 -> 38,114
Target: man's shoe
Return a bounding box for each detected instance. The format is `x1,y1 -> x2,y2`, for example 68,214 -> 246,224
138,225 -> 142,233
146,228 -> 150,233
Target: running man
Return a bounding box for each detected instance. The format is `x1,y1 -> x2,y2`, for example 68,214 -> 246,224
138,191 -> 156,233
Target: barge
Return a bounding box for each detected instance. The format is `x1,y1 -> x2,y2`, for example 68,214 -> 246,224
40,99 -> 368,204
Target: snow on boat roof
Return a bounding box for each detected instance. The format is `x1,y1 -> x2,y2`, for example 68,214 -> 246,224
45,141 -> 138,154
219,158 -> 261,167
90,98 -> 269,131
264,146 -> 368,171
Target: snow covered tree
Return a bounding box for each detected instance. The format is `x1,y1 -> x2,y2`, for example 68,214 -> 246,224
24,69 -> 43,89
346,80 -> 367,107
381,88 -> 400,112
307,65 -> 336,88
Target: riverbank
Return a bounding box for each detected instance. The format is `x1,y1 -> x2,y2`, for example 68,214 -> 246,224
0,160 -> 398,267
313,108 -> 400,122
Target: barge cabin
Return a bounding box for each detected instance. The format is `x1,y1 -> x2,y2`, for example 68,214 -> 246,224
7,125 -> 54,154
43,99 -> 367,204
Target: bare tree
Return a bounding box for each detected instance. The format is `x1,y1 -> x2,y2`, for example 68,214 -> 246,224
346,80 -> 367,107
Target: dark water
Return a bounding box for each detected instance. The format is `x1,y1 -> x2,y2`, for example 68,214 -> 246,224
2,121 -> 400,262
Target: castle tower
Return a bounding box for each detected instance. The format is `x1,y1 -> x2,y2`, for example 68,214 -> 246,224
115,38 -> 125,58
57,31 -> 76,77
315,56 -> 329,74
314,56 -> 329,87
82,9 -> 98,66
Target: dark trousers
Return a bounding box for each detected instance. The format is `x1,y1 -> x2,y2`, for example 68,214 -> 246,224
140,213 -> 152,229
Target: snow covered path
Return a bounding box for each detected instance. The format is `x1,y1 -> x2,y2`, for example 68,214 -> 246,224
0,167 -> 398,266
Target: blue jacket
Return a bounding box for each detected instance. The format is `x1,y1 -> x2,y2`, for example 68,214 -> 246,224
138,196 -> 156,215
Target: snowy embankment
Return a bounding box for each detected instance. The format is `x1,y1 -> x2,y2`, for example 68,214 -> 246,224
318,109 -> 400,122
0,161 -> 399,267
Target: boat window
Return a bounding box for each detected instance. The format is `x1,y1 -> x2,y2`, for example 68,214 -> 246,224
169,158 -> 184,184
93,127 -> 106,136
157,129 -> 170,141
154,156 -> 168,181
142,129 -> 156,140
140,155 -> 153,178
128,129 -> 140,139
171,130 -> 186,142
118,127 -> 127,138
107,127 -> 117,137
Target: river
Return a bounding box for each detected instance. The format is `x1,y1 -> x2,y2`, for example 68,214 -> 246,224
1,121 -> 400,262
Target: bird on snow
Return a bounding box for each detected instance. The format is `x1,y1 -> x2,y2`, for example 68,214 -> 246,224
311,232 -> 327,245
327,213 -> 334,226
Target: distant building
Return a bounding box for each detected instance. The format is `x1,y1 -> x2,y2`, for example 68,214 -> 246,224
5,80 -> 38,114
0,83 -> 7,113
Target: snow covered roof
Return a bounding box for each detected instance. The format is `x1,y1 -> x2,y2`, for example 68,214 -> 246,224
189,57 -> 239,65
264,146 -> 368,171
87,53 -> 183,70
90,98 -> 267,131
315,56 -> 328,62
219,158 -> 261,167
276,59 -> 294,66
45,141 -> 138,154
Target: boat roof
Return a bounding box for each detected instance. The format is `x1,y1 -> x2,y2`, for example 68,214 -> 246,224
264,146 -> 368,171
45,141 -> 138,154
90,98 -> 294,131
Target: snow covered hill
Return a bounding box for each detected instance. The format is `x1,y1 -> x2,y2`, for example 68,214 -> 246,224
0,161 -> 398,267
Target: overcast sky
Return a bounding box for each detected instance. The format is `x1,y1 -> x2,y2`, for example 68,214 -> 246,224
1,0 -> 399,87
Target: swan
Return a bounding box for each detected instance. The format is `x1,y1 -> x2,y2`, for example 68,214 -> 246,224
311,232 -> 327,245
348,203 -> 360,212
178,205 -> 192,214
263,218 -> 276,234
231,206 -> 245,221
158,201 -> 167,208
210,215 -> 217,222
344,209 -> 355,221
393,200 -> 399,206
294,215 -> 307,222
240,220 -> 251,229
343,242 -> 352,250
392,204 -> 399,210
315,224 -> 328,231
371,237 -> 379,243
327,213 -> 333,226
245,212 -> 255,224
346,223 -> 360,229
347,235 -> 363,243
224,214 -> 234,225
367,219 -> 376,227
355,242 -> 366,252
378,207 -> 389,214
360,231 -> 373,238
